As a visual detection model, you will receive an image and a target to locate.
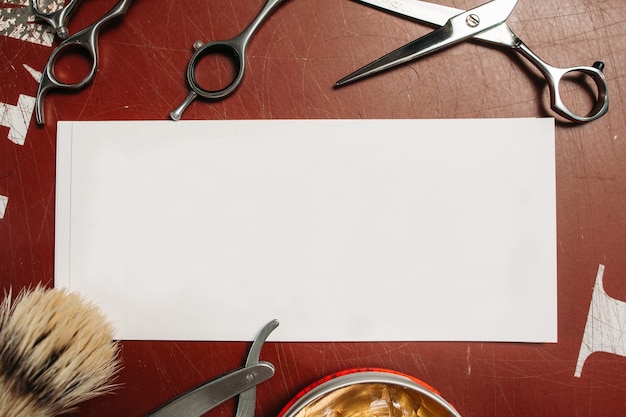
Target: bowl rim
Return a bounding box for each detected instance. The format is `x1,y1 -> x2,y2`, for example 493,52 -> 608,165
277,368 -> 462,417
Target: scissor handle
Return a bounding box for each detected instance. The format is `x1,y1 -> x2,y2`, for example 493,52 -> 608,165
186,0 -> 287,100
186,38 -> 248,100
32,0 -> 83,39
35,0 -> 134,125
35,36 -> 98,125
172,0 -> 288,120
515,41 -> 609,123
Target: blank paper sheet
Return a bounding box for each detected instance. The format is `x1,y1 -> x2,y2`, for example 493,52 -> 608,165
55,118 -> 556,342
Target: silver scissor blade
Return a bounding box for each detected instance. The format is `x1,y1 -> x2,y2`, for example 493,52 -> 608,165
337,0 -> 518,86
352,0 -> 519,46
234,320 -> 279,417
336,22 -> 453,86
243,319 -> 279,366
353,0 -> 459,27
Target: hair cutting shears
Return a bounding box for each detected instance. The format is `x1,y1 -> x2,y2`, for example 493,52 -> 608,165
32,0 -> 83,39
337,0 -> 609,123
35,0 -> 134,125
145,320 -> 279,417
170,0 -> 290,121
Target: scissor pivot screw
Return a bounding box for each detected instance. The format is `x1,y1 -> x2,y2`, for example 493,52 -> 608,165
466,14 -> 480,27
246,373 -> 255,382
57,27 -> 69,39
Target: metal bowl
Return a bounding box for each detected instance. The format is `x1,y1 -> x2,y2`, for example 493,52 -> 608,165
278,369 -> 462,417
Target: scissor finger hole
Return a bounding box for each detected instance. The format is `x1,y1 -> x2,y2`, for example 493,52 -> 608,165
557,70 -> 604,118
192,45 -> 241,94
51,45 -> 95,86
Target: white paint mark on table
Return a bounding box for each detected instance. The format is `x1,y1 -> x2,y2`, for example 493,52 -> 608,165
23,63 -> 42,83
575,264 -> 626,377
0,195 -> 7,219
1,94 -> 36,145
0,0 -> 57,46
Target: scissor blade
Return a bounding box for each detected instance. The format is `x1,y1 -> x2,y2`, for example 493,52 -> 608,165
337,0 -> 518,86
351,0 -> 517,46
336,23 -> 454,86
353,0 -> 458,27
234,320 -> 279,417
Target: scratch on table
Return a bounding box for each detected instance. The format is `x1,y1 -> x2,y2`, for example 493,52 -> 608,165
74,81 -> 97,120
172,342 -> 205,380
146,343 -> 177,393
495,379 -> 515,416
34,186 -> 54,243
466,345 -> 472,376
274,343 -> 306,393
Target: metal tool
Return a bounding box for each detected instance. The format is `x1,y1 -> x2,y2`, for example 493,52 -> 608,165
235,319 -> 279,417
35,0 -> 134,125
337,0 -> 609,123
32,0 -> 83,39
170,0 -> 290,121
145,320 -> 279,417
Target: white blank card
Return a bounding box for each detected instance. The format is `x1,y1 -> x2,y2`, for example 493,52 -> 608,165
55,118 -> 556,342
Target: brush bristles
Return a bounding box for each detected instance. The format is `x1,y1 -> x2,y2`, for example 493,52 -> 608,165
0,286 -> 121,417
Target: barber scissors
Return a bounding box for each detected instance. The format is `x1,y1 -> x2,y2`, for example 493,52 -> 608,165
337,0 -> 609,123
145,320 -> 279,417
170,0 -> 290,121
35,0 -> 134,125
32,0 -> 83,39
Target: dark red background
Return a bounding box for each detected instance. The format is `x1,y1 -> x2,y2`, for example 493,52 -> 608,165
1,0 -> 625,415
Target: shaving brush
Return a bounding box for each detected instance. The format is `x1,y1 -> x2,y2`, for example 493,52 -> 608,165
0,286 -> 121,417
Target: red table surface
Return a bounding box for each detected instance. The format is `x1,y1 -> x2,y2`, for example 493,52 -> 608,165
1,0 -> 626,415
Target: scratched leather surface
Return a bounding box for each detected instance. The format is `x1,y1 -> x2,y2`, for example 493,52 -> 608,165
1,0 -> 626,415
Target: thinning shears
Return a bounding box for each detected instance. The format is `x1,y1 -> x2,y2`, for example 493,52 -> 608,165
170,0 -> 290,121
145,320 -> 279,417
35,0 -> 134,125
336,0 -> 609,123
